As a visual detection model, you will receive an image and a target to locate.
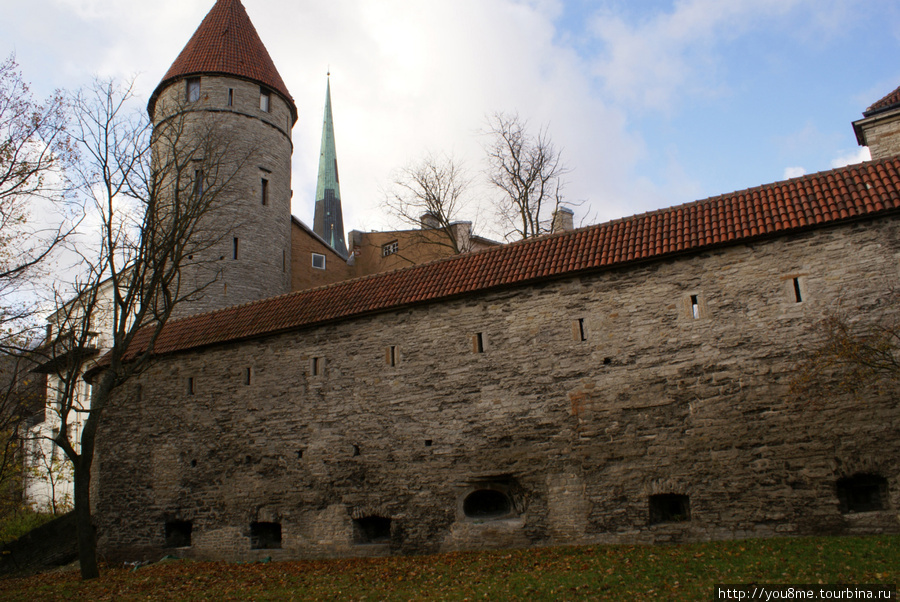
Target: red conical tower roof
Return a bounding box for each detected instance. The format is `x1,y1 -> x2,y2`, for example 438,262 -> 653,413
148,0 -> 296,121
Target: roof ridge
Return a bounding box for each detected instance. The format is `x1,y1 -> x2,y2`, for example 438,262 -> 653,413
121,156 -> 900,361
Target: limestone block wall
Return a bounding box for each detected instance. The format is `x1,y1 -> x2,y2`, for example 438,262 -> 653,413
95,216 -> 900,562
153,76 -> 293,316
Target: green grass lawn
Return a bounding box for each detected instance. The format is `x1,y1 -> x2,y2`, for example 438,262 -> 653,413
2,535 -> 897,601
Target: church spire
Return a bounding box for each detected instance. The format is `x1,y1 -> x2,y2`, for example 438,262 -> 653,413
313,74 -> 348,258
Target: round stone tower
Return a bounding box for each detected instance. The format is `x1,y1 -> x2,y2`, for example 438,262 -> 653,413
147,0 -> 296,316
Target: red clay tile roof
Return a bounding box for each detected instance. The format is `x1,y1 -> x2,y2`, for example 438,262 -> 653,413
864,84 -> 900,116
126,157 -> 900,360
148,0 -> 296,121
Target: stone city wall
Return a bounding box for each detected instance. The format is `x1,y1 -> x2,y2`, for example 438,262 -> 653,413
95,215 -> 900,562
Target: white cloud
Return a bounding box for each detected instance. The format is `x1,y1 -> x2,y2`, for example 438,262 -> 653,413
586,0 -> 825,112
830,147 -> 870,168
783,167 -> 806,179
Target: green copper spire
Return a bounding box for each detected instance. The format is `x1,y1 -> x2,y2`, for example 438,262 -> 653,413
313,74 -> 348,258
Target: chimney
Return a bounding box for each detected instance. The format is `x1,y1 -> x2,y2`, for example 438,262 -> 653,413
551,207 -> 574,233
420,212 -> 441,229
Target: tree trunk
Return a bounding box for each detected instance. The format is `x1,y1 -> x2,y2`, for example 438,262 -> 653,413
73,456 -> 98,579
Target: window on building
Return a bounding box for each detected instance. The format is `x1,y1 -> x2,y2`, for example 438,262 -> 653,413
837,474 -> 888,513
186,78 -> 200,103
187,377 -> 195,396
259,88 -> 270,112
792,277 -> 803,303
165,520 -> 192,548
690,295 -> 700,319
227,88 -> 233,107
353,516 -> 392,544
387,346 -> 398,367
244,367 -> 252,385
250,522 -> 281,549
193,169 -> 204,197
473,332 -> 485,354
261,178 -> 269,206
574,318 -> 587,342
233,237 -> 239,260
311,357 -> 321,376
382,241 -> 399,257
311,253 -> 326,270
463,489 -> 512,519
649,494 -> 691,524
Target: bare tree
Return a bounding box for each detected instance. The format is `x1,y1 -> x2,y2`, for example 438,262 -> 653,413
0,54 -> 76,340
0,55 -> 75,519
384,152 -> 473,254
791,292 -> 900,402
34,78 -> 251,579
483,112 -> 569,241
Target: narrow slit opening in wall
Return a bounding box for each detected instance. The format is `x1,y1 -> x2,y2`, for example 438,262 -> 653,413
388,345 -> 397,367
474,332 -> 484,353
165,520 -> 192,548
227,88 -> 233,106
792,277 -> 803,303
296,449 -> 303,459
233,237 -> 239,260
187,377 -> 194,396
690,295 -> 700,319
261,178 -> 268,206
311,357 -> 320,376
250,521 -> 281,549
244,367 -> 252,385
352,444 -> 360,456
577,318 -> 586,341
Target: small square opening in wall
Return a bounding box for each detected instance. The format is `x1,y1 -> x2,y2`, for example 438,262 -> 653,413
649,494 -> 690,524
311,253 -> 326,270
353,516 -> 391,544
250,521 -> 281,549
165,520 -> 192,548
837,474 -> 888,513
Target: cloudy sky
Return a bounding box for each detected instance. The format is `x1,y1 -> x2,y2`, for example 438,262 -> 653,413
4,0 -> 900,239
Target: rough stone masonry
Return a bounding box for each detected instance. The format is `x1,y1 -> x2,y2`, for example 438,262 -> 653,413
93,214 -> 900,562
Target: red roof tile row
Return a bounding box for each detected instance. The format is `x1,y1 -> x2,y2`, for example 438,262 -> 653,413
865,84 -> 900,116
126,157 -> 900,360
148,0 -> 296,120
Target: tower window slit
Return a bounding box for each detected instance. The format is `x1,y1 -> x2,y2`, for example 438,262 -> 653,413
690,295 -> 700,319
261,178 -> 268,206
793,277 -> 803,303
233,237 -> 239,260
